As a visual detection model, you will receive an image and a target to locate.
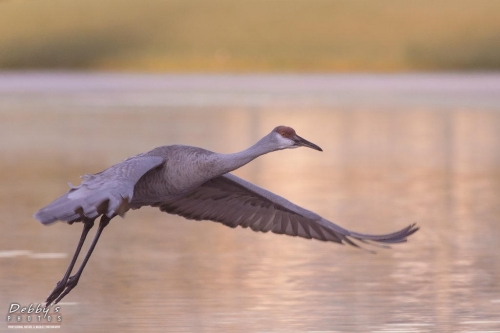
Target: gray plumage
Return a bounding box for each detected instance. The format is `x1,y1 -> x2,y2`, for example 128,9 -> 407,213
35,126 -> 418,248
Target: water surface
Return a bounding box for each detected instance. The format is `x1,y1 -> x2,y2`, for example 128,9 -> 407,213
1,73 -> 500,332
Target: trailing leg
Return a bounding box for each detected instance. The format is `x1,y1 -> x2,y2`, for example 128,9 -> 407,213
53,215 -> 112,305
46,217 -> 95,305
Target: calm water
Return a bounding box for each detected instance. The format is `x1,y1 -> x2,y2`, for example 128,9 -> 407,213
1,73 -> 500,332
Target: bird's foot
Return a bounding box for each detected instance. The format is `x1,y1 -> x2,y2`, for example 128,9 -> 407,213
45,279 -> 67,306
53,275 -> 80,305
45,275 -> 80,306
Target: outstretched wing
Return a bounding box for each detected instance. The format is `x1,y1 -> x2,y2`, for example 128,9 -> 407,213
35,156 -> 165,225
159,173 -> 418,250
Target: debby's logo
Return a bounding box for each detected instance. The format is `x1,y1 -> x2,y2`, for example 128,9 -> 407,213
6,303 -> 62,328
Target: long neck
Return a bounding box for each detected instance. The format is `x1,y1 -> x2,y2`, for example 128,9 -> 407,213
216,134 -> 277,174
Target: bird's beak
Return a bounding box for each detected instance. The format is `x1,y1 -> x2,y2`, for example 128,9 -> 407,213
293,135 -> 323,151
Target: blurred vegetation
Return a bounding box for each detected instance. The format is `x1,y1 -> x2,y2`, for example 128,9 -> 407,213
0,0 -> 499,72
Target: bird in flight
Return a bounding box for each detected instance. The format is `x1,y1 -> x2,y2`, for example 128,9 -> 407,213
35,125 -> 418,305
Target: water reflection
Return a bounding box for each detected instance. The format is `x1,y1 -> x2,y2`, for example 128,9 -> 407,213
1,74 -> 499,332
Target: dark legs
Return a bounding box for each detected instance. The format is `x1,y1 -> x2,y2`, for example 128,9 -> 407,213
46,215 -> 111,305
45,217 -> 95,305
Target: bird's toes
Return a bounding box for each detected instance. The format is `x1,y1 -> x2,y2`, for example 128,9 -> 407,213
53,275 -> 80,305
45,280 -> 67,306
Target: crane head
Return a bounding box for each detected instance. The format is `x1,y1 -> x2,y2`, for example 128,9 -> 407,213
273,126 -> 323,152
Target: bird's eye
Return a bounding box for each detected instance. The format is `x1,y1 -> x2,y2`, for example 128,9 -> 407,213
280,132 -> 285,137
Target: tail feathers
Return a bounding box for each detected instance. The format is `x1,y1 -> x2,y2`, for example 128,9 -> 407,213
34,187 -> 130,225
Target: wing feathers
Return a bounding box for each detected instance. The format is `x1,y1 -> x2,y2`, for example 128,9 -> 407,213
159,173 -> 418,250
35,156 -> 164,224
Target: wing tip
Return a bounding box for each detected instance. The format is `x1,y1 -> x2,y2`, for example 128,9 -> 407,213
341,223 -> 419,252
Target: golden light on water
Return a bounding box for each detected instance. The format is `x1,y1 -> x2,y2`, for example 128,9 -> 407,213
1,73 -> 499,332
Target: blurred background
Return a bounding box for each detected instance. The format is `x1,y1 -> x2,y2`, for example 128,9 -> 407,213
1,1 -> 500,332
1,0 -> 499,71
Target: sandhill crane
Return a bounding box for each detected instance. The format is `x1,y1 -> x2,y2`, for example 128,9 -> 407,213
35,125 -> 418,305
